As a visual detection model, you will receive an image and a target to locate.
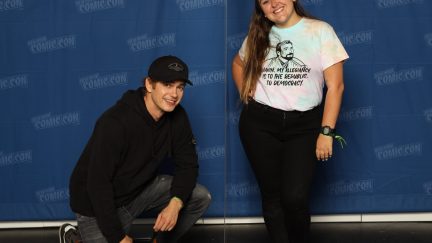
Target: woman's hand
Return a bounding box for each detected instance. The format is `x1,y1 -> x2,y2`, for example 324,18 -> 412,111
316,134 -> 333,161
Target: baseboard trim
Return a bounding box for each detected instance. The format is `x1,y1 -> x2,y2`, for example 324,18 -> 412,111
1,213 -> 432,229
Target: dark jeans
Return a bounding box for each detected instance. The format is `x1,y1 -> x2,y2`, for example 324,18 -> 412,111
239,100 -> 321,243
76,175 -> 211,243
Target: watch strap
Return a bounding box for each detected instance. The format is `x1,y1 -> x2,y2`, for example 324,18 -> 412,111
321,126 -> 336,137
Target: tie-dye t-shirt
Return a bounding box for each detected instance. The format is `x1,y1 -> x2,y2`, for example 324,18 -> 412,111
239,18 -> 349,111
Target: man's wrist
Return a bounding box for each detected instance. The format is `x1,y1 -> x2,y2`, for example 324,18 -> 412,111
171,196 -> 183,210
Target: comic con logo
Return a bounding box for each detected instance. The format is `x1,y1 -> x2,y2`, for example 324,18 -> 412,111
36,187 -> 69,202
327,180 -> 374,195
80,72 -> 128,91
301,0 -> 325,6
339,106 -> 373,122
0,0 -> 23,11
228,182 -> 260,198
189,70 -> 224,86
374,67 -> 423,86
424,108 -> 432,122
228,110 -> 240,126
376,0 -> 424,9
0,150 -> 32,167
176,0 -> 224,11
227,32 -> 247,50
127,33 -> 176,52
197,145 -> 225,161
75,0 -> 125,13
423,182 -> 432,195
0,74 -> 28,90
27,35 -> 76,54
31,112 -> 80,130
338,30 -> 373,46
425,33 -> 432,47
374,143 -> 422,160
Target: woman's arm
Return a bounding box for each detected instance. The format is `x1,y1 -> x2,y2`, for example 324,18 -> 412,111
232,54 -> 245,93
322,61 -> 345,128
316,61 -> 345,161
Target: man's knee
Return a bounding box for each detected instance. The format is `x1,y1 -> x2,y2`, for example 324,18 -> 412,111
189,184 -> 211,210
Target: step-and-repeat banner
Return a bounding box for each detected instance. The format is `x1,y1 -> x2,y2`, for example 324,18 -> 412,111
0,0 -> 431,220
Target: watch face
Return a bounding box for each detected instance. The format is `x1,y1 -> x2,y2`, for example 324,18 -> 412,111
323,127 -> 330,134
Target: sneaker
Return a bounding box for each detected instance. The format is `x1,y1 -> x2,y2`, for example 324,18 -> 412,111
135,232 -> 157,243
59,223 -> 80,243
151,231 -> 157,243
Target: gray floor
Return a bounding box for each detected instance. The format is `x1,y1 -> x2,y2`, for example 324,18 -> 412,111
1,222 -> 432,242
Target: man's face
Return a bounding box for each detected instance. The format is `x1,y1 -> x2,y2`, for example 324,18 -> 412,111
145,78 -> 185,119
280,42 -> 294,60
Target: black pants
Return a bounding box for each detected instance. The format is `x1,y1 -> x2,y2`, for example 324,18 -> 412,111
239,99 -> 322,243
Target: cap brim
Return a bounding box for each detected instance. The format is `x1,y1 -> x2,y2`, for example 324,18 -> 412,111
160,78 -> 193,86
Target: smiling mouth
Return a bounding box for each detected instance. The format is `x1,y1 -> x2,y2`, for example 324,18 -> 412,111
273,6 -> 284,14
164,99 -> 177,105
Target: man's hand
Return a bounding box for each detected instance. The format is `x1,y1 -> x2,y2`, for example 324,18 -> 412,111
153,197 -> 183,232
119,235 -> 133,243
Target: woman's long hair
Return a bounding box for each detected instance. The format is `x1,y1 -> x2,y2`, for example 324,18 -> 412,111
240,0 -> 314,103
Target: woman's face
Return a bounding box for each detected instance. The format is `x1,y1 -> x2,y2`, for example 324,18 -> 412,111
258,0 -> 300,28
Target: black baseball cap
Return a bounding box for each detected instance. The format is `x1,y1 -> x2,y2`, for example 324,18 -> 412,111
148,55 -> 193,85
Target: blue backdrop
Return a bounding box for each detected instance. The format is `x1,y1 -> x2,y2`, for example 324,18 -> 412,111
0,0 -> 431,221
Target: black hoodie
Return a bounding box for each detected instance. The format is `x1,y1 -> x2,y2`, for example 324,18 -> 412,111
69,88 -> 198,243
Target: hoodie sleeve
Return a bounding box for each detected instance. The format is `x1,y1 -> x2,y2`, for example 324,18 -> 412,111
170,108 -> 199,203
86,116 -> 126,243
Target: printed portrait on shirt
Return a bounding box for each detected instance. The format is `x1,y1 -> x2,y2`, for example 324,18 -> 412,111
261,40 -> 311,88
265,40 -> 306,69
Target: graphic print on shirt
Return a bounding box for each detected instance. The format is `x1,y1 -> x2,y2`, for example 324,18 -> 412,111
262,40 -> 311,87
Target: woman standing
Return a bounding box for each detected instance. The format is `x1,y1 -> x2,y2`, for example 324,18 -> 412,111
231,1 -> 349,242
